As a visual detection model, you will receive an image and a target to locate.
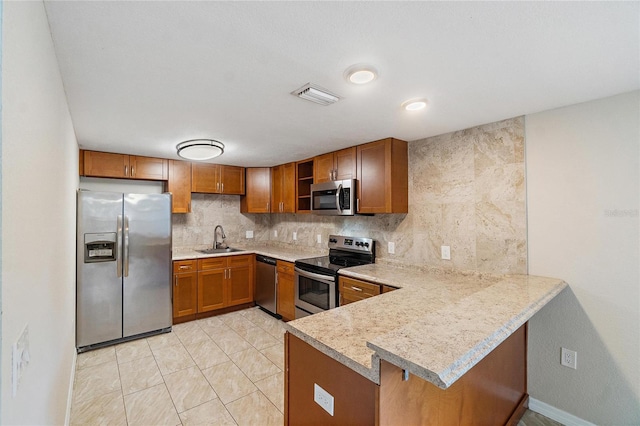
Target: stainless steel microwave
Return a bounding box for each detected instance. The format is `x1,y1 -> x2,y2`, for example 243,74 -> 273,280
310,179 -> 356,216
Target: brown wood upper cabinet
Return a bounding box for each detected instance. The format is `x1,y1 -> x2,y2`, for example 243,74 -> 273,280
313,147 -> 356,183
82,151 -> 168,180
191,163 -> 245,195
167,160 -> 192,213
271,162 -> 296,213
241,167 -> 271,213
356,138 -> 408,214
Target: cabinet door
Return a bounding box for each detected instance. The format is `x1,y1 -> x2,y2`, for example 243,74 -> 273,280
314,152 -> 335,183
83,151 -> 130,178
173,272 -> 198,318
220,165 -> 245,195
270,166 -> 283,212
167,160 -> 192,213
276,261 -> 295,321
198,269 -> 226,312
339,276 -> 380,306
356,138 -> 408,214
130,156 -> 168,180
192,163 -> 220,193
241,168 -> 271,213
334,147 -> 357,180
227,264 -> 253,306
281,162 -> 296,213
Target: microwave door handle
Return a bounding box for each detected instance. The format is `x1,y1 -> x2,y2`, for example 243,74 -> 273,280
335,184 -> 343,212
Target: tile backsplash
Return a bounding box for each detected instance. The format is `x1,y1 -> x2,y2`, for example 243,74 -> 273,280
173,116 -> 526,274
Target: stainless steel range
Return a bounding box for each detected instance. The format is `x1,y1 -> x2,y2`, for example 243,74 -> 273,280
294,235 -> 375,318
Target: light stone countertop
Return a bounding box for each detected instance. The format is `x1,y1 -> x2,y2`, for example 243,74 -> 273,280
172,243 -> 324,263
284,263 -> 567,388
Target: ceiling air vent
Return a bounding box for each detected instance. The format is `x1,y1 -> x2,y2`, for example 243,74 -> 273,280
291,83 -> 340,106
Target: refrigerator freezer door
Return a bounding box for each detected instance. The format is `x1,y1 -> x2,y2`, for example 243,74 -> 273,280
77,191 -> 124,347
122,193 -> 172,337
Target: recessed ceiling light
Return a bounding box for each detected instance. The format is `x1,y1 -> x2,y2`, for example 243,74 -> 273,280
176,139 -> 224,161
401,98 -> 428,111
345,65 -> 378,85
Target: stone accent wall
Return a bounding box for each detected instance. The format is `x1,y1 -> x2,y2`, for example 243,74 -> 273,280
172,194 -> 270,248
174,116 -> 527,274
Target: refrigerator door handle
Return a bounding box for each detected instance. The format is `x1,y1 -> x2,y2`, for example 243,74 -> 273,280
117,215 -> 123,278
123,215 -> 130,277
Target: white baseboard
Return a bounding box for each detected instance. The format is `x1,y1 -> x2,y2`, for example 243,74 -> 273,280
529,397 -> 596,426
64,350 -> 77,426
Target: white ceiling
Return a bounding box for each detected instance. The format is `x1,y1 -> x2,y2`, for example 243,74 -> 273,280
44,1 -> 639,167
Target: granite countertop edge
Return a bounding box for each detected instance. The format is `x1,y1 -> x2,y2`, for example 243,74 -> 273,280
287,263 -> 568,389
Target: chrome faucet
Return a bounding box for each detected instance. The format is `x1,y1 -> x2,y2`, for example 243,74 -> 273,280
213,225 -> 227,249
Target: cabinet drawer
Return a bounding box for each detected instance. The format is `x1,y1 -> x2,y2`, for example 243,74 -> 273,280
174,260 -> 197,273
198,257 -> 226,270
339,276 -> 381,297
228,254 -> 252,267
276,260 -> 294,275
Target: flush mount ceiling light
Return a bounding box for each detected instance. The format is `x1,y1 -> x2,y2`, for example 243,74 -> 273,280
401,98 -> 428,111
345,65 -> 378,85
291,83 -> 340,106
176,139 -> 224,161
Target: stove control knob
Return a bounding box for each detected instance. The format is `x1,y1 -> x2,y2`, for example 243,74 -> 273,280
355,241 -> 361,247
329,238 -> 337,243
363,242 -> 370,248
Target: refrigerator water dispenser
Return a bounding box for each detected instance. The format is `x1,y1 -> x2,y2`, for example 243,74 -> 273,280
84,232 -> 117,263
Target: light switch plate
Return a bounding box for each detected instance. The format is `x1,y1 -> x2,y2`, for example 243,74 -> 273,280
317,234 -> 322,244
293,231 -> 297,241
314,383 -> 334,416
441,245 -> 451,260
245,230 -> 254,239
12,325 -> 30,397
388,242 -> 395,254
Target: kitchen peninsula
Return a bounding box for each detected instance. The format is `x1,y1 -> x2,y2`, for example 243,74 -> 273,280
283,263 -> 567,425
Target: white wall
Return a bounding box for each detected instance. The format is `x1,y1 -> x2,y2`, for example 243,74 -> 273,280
1,1 -> 78,424
526,91 -> 639,424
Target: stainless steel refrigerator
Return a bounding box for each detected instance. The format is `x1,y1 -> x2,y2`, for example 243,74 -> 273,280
76,190 -> 172,351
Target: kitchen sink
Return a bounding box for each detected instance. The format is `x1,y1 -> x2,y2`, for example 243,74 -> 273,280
197,247 -> 243,254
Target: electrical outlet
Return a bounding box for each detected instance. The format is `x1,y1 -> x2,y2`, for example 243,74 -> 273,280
12,325 -> 30,397
245,230 -> 254,239
317,234 -> 322,244
293,232 -> 297,241
388,242 -> 395,254
314,383 -> 334,416
441,245 -> 451,260
561,347 -> 577,369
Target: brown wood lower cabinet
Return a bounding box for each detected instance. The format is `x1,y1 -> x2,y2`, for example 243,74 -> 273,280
285,333 -> 378,425
285,324 -> 528,426
339,276 -> 381,305
276,260 -> 295,321
173,255 -> 254,323
173,260 -> 198,318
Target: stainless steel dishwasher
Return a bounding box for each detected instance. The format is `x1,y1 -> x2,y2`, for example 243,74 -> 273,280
255,255 -> 279,317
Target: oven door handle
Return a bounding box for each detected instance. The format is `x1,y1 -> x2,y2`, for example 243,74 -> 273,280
294,267 -> 336,284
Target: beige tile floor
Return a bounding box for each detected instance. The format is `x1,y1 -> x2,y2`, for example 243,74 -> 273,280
71,306 -> 561,426
70,307 -> 285,426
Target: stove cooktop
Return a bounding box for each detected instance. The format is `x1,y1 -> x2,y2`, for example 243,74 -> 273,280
294,235 -> 375,276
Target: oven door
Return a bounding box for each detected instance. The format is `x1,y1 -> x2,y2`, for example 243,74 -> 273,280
294,267 -> 337,316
